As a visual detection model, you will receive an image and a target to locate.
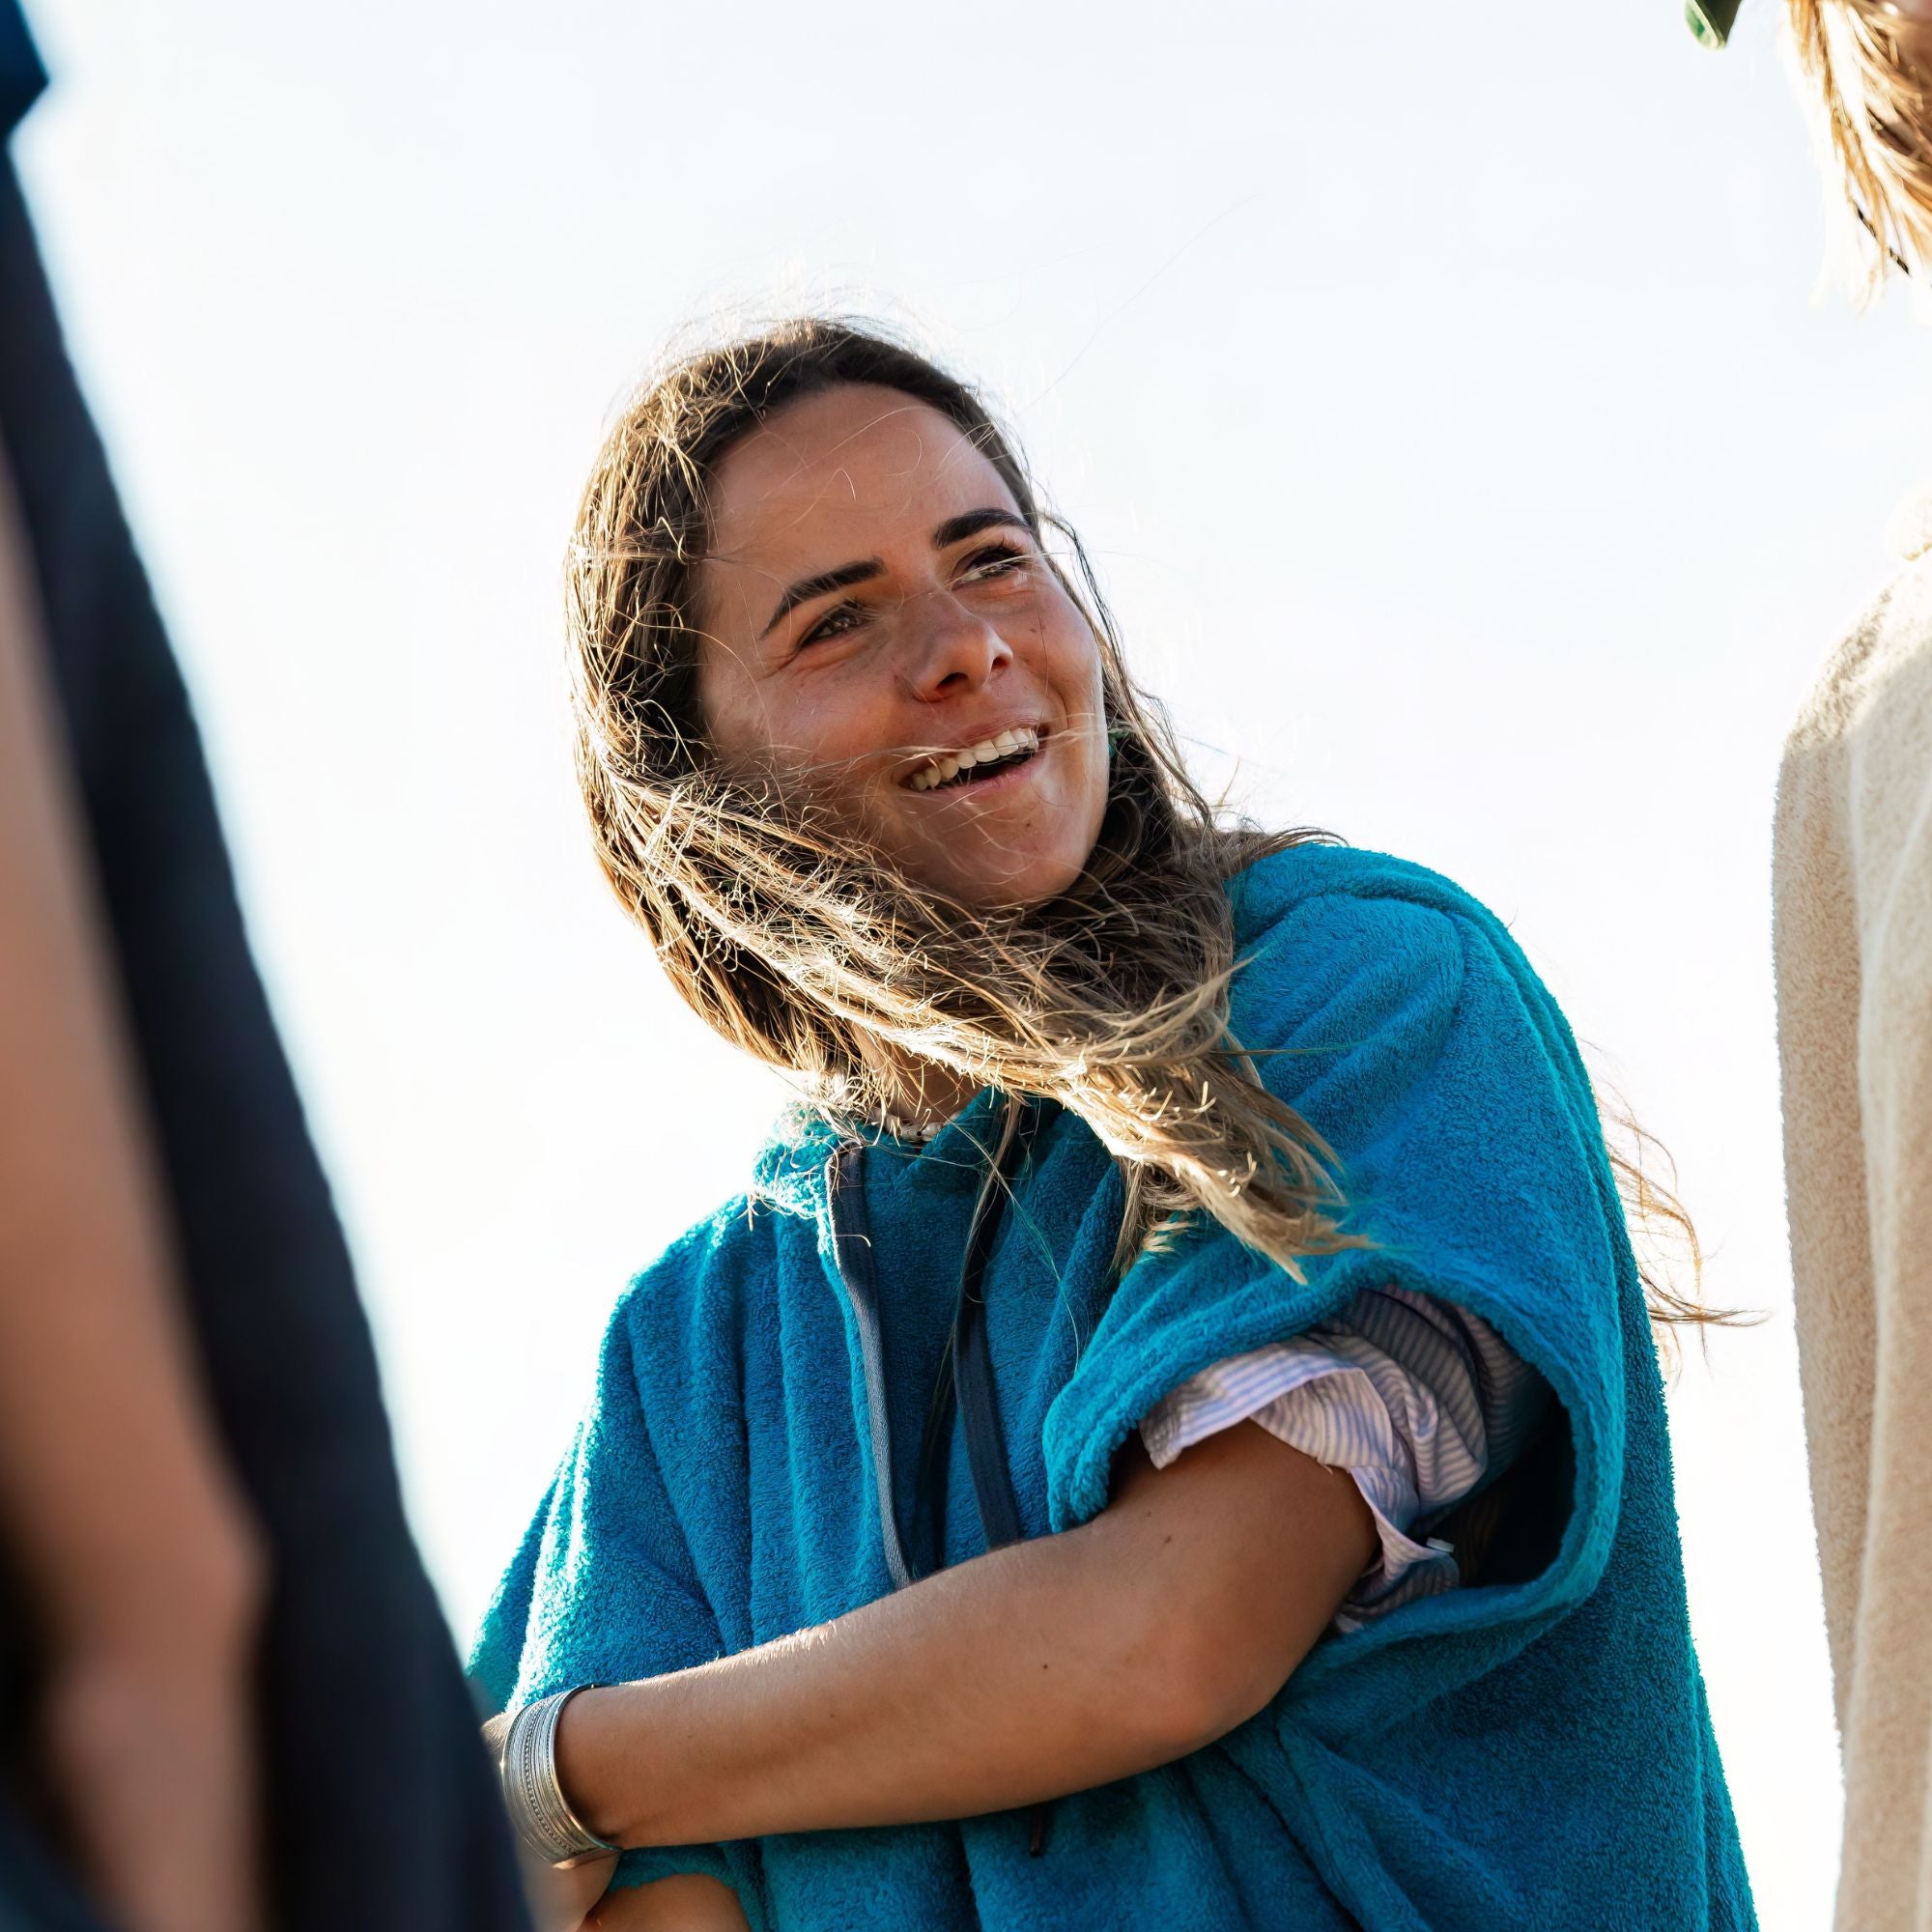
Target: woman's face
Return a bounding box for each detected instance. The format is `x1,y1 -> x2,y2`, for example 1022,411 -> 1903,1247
693,384 -> 1110,909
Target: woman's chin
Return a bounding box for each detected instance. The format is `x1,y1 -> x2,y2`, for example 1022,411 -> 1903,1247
873,773 -> 1106,908
900,841 -> 1091,911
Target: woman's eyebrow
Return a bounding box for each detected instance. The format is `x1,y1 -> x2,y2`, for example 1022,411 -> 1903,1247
759,558 -> 884,639
931,508 -> 1030,547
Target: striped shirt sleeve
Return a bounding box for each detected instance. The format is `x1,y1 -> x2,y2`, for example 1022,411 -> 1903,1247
1138,1283 -> 1552,1633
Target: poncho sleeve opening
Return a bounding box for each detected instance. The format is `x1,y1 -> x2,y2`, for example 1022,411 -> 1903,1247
1041,879 -> 1626,1653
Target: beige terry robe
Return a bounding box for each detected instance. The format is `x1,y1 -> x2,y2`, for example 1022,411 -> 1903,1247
1775,498 -> 1932,1932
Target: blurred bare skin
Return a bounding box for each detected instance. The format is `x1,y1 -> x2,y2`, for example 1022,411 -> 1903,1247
0,475 -> 265,1932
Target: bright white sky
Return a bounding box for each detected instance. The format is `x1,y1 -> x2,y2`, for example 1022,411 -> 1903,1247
18,2 -> 1919,1921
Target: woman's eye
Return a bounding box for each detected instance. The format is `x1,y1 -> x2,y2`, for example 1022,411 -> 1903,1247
958,544 -> 1030,585
798,604 -> 864,649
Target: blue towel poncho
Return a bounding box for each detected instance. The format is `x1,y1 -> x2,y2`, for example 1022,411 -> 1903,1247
470,845 -> 1756,1930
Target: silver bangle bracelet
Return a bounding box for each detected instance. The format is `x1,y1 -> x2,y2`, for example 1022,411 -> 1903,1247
497,1685 -> 621,1869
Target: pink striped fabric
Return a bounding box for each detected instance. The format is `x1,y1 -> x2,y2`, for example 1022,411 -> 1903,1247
1138,1282 -> 1551,1633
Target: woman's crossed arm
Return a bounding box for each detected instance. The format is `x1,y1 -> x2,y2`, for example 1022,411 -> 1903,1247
533,1418 -> 1372,1927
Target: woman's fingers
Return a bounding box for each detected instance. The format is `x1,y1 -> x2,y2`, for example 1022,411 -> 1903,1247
586,1873 -> 751,1930
513,1849 -> 618,1932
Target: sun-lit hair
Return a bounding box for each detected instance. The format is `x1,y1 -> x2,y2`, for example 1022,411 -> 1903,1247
1786,0 -> 1932,298
567,317 -> 1725,1341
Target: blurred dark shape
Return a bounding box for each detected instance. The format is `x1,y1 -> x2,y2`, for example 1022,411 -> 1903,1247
0,15 -> 526,1928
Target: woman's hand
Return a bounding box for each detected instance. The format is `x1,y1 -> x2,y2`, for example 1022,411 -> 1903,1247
480,1709 -> 627,1932
514,1851 -> 619,1932
503,1855 -> 753,1931
586,1874 -> 751,1930
479,1719 -> 750,1930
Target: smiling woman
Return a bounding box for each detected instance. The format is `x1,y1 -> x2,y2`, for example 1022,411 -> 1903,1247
469,320 -> 1756,1932
693,386 -> 1110,914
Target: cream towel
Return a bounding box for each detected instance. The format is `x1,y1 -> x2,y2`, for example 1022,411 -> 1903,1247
1776,497 -> 1932,1932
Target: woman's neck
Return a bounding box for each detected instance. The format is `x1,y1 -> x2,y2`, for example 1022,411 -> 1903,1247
861,1043 -> 980,1133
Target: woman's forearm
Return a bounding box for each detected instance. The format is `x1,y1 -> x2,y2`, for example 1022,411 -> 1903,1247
555,1425 -> 1373,1847
564,1512 -> 1192,1848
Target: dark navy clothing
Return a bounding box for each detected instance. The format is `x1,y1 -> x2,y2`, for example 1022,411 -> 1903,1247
0,0 -> 42,141
0,14 -> 526,1922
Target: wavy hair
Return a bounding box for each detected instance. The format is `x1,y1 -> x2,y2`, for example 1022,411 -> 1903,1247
566,317 -> 1723,1340
1786,0 -> 1932,297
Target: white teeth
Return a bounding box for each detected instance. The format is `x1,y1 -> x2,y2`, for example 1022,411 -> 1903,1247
908,754 -> 960,792
906,725 -> 1040,791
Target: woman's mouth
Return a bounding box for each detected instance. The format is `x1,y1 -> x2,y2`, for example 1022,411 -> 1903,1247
904,725 -> 1043,794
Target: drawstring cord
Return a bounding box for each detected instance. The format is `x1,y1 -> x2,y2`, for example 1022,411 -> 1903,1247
904,1097 -> 1053,1857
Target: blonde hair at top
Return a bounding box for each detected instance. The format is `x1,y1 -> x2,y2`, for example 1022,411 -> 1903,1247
1786,0 -> 1932,297
566,317 -> 1724,1344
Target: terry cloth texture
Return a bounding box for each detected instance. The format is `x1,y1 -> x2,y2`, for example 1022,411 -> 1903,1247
1776,520 -> 1932,1932
472,844 -> 1754,1932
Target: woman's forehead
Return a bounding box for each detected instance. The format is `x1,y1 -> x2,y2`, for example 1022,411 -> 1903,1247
704,385 -> 1014,573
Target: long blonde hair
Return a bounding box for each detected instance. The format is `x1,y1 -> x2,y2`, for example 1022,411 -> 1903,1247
1786,0 -> 1932,296
567,318 -> 1721,1337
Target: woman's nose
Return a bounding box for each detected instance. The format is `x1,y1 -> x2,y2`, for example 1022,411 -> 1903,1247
903,590 -> 1012,700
